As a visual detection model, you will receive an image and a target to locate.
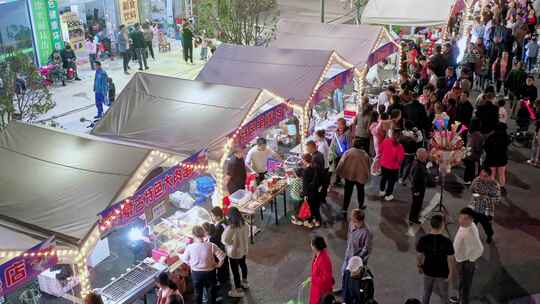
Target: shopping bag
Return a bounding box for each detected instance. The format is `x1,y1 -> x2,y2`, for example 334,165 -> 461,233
297,199 -> 312,221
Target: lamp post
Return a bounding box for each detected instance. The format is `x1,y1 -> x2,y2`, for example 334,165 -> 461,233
321,0 -> 325,23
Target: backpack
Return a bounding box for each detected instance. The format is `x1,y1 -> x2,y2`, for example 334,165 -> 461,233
491,26 -> 505,44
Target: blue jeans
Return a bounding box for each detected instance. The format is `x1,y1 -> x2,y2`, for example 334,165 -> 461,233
95,92 -> 105,117
201,47 -> 208,60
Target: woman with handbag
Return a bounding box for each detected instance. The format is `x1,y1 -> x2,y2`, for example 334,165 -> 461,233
291,153 -> 321,228
222,207 -> 250,298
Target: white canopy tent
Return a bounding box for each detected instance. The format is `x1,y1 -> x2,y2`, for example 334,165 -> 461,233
196,44 -> 354,107
271,20 -> 384,67
0,122 -> 172,260
361,0 -> 454,27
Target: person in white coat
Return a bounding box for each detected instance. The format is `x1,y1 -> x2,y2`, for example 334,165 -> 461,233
222,207 -> 250,298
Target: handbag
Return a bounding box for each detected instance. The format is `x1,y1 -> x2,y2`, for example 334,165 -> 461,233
297,198 -> 312,221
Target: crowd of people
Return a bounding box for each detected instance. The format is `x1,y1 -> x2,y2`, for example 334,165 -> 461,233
285,0 -> 540,303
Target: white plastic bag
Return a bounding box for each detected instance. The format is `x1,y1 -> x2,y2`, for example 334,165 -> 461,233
169,191 -> 195,209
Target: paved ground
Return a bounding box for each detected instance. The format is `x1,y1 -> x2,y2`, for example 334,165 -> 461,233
38,40 -> 205,133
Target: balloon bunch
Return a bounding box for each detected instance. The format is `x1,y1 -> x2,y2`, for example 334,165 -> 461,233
430,121 -> 469,173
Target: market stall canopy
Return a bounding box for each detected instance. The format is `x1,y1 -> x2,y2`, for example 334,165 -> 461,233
196,44 -> 337,105
0,122 -> 150,244
271,20 -> 383,67
361,0 -> 454,27
92,73 -> 275,156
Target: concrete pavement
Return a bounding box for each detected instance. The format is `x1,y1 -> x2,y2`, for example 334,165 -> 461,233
38,40 -> 204,133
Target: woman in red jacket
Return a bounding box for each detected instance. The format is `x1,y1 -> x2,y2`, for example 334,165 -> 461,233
379,129 -> 405,201
309,236 -> 334,304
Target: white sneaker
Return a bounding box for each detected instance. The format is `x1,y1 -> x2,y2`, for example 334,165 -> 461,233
304,221 -> 314,228
398,178 -> 404,184
228,289 -> 245,298
384,195 -> 394,201
241,279 -> 249,289
379,191 -> 386,197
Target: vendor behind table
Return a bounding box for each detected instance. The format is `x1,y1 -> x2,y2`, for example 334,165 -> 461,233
245,137 -> 282,184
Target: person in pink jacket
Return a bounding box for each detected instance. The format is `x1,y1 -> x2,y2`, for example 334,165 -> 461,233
379,129 -> 405,201
309,236 -> 334,304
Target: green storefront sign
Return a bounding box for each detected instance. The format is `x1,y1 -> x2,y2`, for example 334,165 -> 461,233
47,0 -> 63,51
30,0 -> 63,65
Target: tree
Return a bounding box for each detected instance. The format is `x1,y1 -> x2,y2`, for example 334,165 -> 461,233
195,0 -> 279,46
0,53 -> 54,130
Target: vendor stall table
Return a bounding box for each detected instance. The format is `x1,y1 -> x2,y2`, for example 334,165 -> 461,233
231,180 -> 288,243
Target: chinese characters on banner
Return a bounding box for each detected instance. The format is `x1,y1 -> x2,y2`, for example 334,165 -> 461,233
119,0 -> 140,26
47,0 -> 64,51
98,150 -> 208,231
30,0 -> 54,65
311,68 -> 355,107
0,237 -> 58,297
366,41 -> 400,69
230,103 -> 294,148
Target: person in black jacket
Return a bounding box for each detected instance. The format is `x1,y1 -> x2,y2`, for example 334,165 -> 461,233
456,91 -> 474,127
429,45 -> 449,77
456,91 -> 474,143
60,44 -> 81,80
209,207 -> 230,285
484,122 -> 511,194
306,140 -> 328,204
342,256 -> 375,304
300,153 -> 321,228
403,98 -> 429,134
409,148 -> 428,224
475,88 -> 499,134
522,75 -> 538,103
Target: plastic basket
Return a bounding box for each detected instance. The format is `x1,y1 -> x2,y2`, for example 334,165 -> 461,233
287,279 -> 310,304
288,177 -> 303,202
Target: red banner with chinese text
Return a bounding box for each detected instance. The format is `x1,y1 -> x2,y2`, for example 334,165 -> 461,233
312,68 -> 355,106
230,103 -> 294,147
0,237 -> 58,296
366,41 -> 400,69
98,150 -> 208,232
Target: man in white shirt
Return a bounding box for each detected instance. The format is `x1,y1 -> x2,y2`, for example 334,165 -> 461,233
377,86 -> 396,112
453,207 -> 484,304
245,137 -> 280,184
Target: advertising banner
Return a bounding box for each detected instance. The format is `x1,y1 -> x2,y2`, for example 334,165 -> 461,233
30,0 -> 53,65
47,0 -> 63,51
229,103 -> 294,147
366,41 -> 400,69
312,68 -> 355,106
98,150 -> 208,232
119,0 -> 140,26
0,237 -> 58,297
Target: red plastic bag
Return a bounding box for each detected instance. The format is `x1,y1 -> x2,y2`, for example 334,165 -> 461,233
297,199 -> 311,221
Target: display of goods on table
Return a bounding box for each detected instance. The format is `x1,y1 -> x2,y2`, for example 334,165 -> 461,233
151,206 -> 211,263
232,179 -> 287,214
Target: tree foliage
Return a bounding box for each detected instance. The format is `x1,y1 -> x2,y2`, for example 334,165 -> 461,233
0,53 -> 54,130
195,0 -> 279,46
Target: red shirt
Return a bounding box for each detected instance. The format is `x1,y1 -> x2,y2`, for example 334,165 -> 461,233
379,138 -> 405,170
